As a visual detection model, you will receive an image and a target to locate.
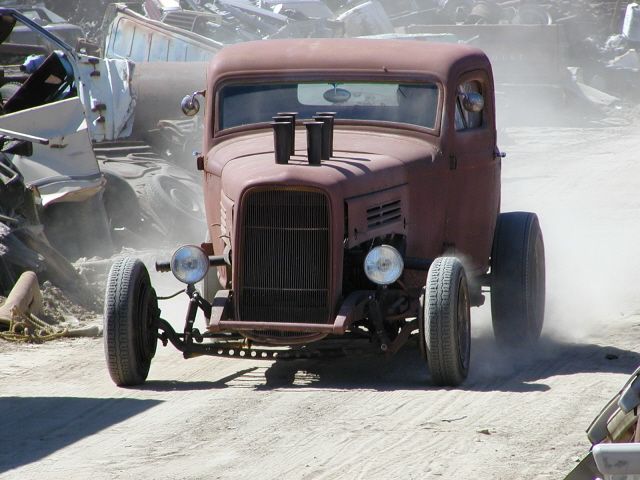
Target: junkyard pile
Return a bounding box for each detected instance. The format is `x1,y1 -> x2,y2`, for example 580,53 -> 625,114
1,0 -> 640,341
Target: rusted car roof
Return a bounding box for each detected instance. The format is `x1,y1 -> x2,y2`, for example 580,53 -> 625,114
207,38 -> 491,84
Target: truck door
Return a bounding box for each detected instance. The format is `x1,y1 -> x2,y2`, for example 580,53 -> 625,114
445,71 -> 500,274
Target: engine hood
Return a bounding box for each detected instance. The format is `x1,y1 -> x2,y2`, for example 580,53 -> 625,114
206,127 -> 439,202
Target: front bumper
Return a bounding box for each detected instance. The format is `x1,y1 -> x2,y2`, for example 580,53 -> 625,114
207,289 -> 369,336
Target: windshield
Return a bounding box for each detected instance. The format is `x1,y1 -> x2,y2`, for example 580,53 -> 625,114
218,81 -> 439,131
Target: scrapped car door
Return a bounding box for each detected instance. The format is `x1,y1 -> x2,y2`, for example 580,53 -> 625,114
0,96 -> 103,206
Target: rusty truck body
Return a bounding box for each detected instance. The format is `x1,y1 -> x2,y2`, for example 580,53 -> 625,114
103,38 -> 545,388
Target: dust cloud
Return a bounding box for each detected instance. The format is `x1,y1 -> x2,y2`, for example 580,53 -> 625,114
468,14 -> 640,380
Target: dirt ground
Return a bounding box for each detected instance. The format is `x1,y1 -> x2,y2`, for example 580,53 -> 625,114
2,118 -> 640,479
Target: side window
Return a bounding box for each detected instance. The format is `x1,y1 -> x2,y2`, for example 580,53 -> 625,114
454,100 -> 466,131
110,19 -> 134,58
455,80 -> 483,131
148,34 -> 169,62
129,27 -> 151,62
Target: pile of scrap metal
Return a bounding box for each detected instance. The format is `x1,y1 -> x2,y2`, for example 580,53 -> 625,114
0,8 -> 104,299
0,1 -> 84,46
0,5 -> 208,342
0,5 -> 206,256
574,2 -> 640,102
98,0 -> 631,125
0,271 -> 100,342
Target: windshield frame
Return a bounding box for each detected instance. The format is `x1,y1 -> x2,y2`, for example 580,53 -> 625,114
212,73 -> 443,138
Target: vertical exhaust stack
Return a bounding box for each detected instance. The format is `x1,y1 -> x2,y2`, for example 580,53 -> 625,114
313,115 -> 333,160
304,121 -> 323,166
271,117 -> 292,165
277,112 -> 297,155
313,112 -> 337,157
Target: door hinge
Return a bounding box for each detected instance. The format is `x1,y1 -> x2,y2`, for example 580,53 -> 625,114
449,154 -> 457,170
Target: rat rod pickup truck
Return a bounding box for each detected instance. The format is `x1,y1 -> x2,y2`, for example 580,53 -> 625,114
103,38 -> 545,387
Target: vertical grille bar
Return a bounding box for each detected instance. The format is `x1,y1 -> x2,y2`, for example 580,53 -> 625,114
239,189 -> 330,330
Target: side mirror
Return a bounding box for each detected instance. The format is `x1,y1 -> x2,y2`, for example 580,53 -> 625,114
462,92 -> 484,113
181,90 -> 205,117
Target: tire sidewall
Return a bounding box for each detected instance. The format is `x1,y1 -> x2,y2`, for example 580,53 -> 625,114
104,257 -> 158,386
491,212 -> 546,346
422,256 -> 471,386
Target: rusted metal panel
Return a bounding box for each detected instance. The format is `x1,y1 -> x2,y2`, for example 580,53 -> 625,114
345,184 -> 409,248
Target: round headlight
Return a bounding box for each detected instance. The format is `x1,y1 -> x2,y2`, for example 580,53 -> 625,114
170,245 -> 209,284
364,245 -> 404,286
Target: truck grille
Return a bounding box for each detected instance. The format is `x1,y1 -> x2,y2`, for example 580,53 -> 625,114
238,189 -> 330,331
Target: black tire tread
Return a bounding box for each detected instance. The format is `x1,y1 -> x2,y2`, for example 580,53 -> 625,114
103,257 -> 154,386
491,212 -> 545,347
424,257 -> 469,387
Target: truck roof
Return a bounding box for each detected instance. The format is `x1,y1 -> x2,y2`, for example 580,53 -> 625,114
207,38 -> 491,85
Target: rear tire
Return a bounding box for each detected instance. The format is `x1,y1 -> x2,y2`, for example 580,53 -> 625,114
420,256 -> 471,387
491,212 -> 545,347
104,257 -> 158,386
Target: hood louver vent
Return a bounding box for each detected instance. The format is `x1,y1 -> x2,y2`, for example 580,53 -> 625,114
367,200 -> 402,230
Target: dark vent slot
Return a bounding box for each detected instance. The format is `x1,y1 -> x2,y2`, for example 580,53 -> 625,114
366,200 -> 402,229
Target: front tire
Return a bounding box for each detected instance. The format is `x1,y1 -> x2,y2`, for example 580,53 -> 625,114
104,257 -> 158,386
491,212 -> 545,347
420,256 -> 471,387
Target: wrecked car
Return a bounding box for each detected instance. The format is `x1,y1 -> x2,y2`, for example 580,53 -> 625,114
564,366 -> 640,480
103,0 -> 340,62
2,2 -> 84,47
102,3 -> 222,63
103,38 -> 545,388
0,7 -> 203,258
0,8 -> 136,259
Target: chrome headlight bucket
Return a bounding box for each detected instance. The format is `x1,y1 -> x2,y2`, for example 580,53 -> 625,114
170,245 -> 209,284
364,245 -> 404,286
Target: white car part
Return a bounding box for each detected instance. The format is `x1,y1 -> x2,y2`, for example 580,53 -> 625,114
0,97 -> 103,206
593,443 -> 640,479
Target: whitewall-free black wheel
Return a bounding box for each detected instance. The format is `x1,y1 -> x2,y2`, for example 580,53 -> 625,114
491,212 -> 545,347
420,256 -> 471,387
104,257 -> 158,386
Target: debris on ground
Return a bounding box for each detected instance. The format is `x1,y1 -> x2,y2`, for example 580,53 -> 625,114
0,271 -> 100,342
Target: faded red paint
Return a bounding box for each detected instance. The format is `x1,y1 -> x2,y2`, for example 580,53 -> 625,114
200,38 -> 500,343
